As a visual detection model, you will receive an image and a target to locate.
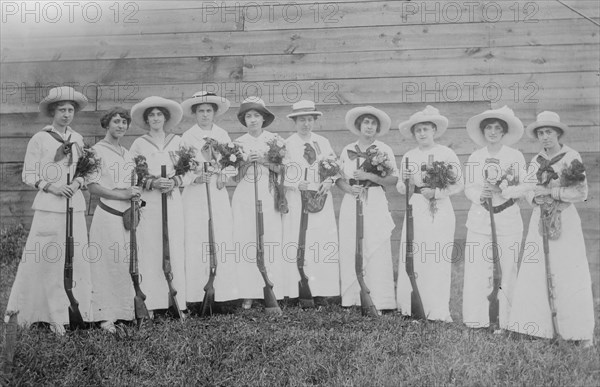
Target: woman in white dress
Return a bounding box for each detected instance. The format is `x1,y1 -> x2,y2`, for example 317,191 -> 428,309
337,106 -> 397,313
508,111 -> 595,347
87,107 -> 141,332
281,100 -> 340,302
395,106 -> 463,322
232,97 -> 285,308
4,87 -> 92,335
463,106 -> 527,331
129,96 -> 186,317
179,91 -> 238,308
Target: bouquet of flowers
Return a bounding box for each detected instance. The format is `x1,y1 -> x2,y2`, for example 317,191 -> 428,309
133,155 -> 150,186
360,146 -> 394,178
174,146 -> 200,176
494,165 -> 519,190
421,161 -> 457,217
560,159 -> 586,187
266,134 -> 288,213
266,134 -> 287,164
74,143 -> 101,180
217,141 -> 244,171
318,155 -> 341,182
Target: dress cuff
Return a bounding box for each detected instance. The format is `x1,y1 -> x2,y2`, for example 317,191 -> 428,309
551,187 -> 561,201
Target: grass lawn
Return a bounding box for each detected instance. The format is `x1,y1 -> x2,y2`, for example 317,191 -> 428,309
1,225 -> 599,386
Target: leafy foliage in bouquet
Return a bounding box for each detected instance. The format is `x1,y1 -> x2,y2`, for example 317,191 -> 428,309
421,161 -> 457,217
318,155 -> 341,182
74,143 -> 101,180
494,165 -> 519,190
174,146 -> 200,176
133,155 -> 150,186
217,142 -> 244,170
360,147 -> 394,177
266,135 -> 287,164
560,159 -> 586,187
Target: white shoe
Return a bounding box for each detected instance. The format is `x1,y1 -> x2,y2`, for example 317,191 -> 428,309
100,321 -> 116,334
50,323 -> 66,336
148,310 -> 155,320
581,339 -> 594,349
242,299 -> 252,310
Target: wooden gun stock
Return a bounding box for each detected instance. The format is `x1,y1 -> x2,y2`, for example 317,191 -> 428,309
254,161 -> 282,315
161,165 -> 183,320
353,157 -> 378,317
541,203 -> 560,339
405,158 -> 426,320
64,173 -> 85,330
297,168 -> 314,308
130,169 -> 150,327
486,171 -> 502,330
200,162 -> 217,317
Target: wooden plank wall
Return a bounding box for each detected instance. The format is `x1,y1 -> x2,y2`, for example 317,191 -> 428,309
1,1 -> 599,271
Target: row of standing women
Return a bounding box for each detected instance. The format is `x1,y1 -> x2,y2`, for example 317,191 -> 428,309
5,87 -> 594,347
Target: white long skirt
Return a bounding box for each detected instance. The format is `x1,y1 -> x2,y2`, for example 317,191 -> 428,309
88,205 -> 134,322
232,167 -> 284,300
281,190 -> 340,298
508,205 -> 595,340
5,210 -> 92,327
339,188 -> 396,310
396,194 -> 455,322
182,177 -> 238,303
463,229 -> 521,329
136,189 -> 186,311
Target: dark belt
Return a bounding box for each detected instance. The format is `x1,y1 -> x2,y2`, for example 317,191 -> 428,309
349,179 -> 382,188
482,198 -> 516,214
413,186 -> 426,194
98,201 -> 125,217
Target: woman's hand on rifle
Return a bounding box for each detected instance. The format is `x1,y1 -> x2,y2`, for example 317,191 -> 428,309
193,170 -> 211,185
351,184 -> 365,198
123,186 -> 142,200
298,180 -> 310,191
153,177 -> 175,193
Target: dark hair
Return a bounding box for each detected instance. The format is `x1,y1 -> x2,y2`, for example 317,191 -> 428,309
291,114 -> 319,123
100,107 -> 131,129
192,102 -> 218,115
48,100 -> 78,116
534,126 -> 564,139
410,121 -> 437,135
479,118 -> 508,134
143,106 -> 171,124
354,114 -> 380,133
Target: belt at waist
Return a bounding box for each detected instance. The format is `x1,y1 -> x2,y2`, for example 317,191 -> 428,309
349,179 -> 382,188
481,198 -> 516,214
98,201 -> 125,217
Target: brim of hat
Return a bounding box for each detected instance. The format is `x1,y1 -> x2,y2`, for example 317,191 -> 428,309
466,111 -> 524,147
131,97 -> 184,132
398,116 -> 448,139
181,95 -> 231,118
525,121 -> 569,139
39,91 -> 88,117
287,111 -> 323,119
345,106 -> 391,137
237,103 -> 275,128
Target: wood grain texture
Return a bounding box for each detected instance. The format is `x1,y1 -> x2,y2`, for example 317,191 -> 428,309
3,19 -> 597,63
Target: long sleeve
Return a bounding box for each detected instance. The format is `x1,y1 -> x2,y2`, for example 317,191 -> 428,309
22,134 -> 46,190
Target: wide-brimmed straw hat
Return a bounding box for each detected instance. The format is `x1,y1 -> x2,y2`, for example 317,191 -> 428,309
287,100 -> 323,119
466,105 -> 524,146
131,96 -> 183,132
180,91 -> 231,118
237,96 -> 275,128
345,106 -> 391,136
398,105 -> 448,139
39,86 -> 88,117
525,111 -> 569,139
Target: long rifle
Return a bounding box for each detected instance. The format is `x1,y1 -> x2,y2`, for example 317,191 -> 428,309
254,161 -> 282,314
404,158 -> 426,320
64,173 -> 85,330
541,202 -> 560,339
200,162 -> 217,317
297,168 -> 314,308
161,165 -> 183,320
354,159 -> 379,317
129,169 -> 150,327
485,170 -> 502,330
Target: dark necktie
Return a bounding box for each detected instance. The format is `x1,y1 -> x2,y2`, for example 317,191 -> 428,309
46,129 -> 74,165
